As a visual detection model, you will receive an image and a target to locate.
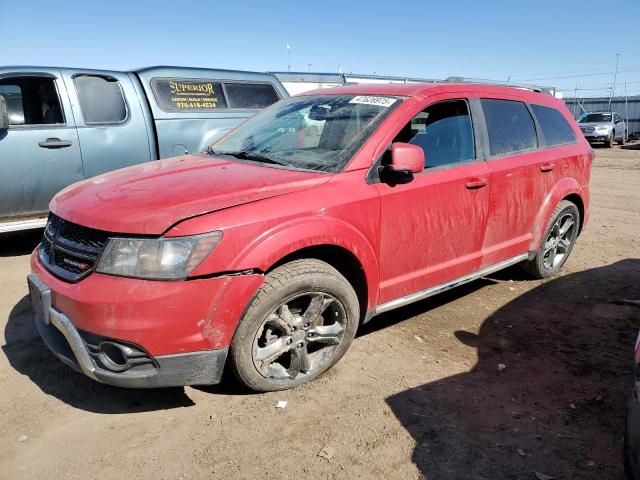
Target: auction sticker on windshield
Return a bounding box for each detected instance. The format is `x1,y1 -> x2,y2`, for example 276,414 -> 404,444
349,96 -> 397,107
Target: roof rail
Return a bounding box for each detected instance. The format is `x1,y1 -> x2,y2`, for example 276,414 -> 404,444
442,76 -> 557,96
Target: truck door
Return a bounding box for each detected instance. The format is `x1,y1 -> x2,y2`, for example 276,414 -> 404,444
0,70 -> 83,221
61,71 -> 153,178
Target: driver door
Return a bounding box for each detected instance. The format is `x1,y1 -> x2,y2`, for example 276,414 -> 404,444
376,97 -> 490,305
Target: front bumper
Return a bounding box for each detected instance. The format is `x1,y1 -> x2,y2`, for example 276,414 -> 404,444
29,250 -> 264,388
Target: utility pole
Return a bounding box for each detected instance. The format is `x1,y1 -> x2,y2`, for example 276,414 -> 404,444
308,63 -> 312,72
286,42 -> 291,72
625,81 -> 629,136
608,53 -> 619,111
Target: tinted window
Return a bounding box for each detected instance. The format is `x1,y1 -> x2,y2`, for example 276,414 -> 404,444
0,77 -> 63,125
74,75 -> 126,123
481,99 -> 537,156
531,104 -> 577,147
225,83 -> 280,109
151,78 -> 227,112
395,100 -> 475,168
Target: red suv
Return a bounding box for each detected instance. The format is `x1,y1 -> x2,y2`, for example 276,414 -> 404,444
28,83 -> 591,392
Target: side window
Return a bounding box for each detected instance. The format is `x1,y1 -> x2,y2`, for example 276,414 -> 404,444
394,100 -> 475,169
0,84 -> 24,125
74,75 -> 127,124
0,77 -> 64,126
481,99 -> 537,156
530,104 -> 577,147
224,83 -> 280,109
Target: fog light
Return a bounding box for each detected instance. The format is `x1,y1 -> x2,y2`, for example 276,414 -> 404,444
99,341 -> 130,370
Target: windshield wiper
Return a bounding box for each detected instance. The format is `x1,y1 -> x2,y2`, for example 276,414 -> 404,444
217,150 -> 289,166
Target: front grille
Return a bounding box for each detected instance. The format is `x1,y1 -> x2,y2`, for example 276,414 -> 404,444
39,213 -> 111,282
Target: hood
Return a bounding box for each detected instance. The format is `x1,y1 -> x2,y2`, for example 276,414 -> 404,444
578,122 -> 612,128
51,154 -> 330,234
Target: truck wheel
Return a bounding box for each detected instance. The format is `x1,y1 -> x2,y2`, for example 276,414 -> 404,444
229,259 -> 359,392
606,133 -> 614,148
524,200 -> 580,279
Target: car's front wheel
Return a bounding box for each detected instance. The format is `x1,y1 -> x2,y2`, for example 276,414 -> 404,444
229,259 -> 360,392
524,200 -> 580,279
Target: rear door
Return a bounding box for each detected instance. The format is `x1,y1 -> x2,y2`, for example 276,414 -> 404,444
0,70 -> 83,220
61,70 -> 153,178
478,98 -> 543,266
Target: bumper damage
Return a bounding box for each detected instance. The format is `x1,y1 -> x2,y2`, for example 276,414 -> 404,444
29,273 -> 227,388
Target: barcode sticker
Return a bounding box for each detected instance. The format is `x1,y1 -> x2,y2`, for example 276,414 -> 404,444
349,96 -> 397,107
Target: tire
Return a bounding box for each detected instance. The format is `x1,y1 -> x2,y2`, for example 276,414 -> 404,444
619,130 -> 627,146
606,132 -> 614,148
524,200 -> 580,279
229,259 -> 360,392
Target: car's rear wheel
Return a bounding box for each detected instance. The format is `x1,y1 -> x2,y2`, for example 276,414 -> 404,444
524,200 -> 580,279
619,130 -> 627,146
229,259 -> 359,392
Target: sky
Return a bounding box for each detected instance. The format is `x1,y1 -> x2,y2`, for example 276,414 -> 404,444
1,0 -> 639,97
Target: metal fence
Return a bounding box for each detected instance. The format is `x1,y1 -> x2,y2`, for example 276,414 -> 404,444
563,95 -> 640,135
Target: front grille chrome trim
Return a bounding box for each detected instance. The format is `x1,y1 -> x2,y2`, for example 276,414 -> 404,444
39,213 -> 111,283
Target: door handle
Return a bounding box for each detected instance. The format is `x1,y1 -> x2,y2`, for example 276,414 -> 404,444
465,177 -> 488,189
38,138 -> 72,149
540,162 -> 555,172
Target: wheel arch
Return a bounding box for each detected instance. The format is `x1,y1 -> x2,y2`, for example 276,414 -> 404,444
227,217 -> 380,315
268,244 -> 370,323
529,178 -> 586,253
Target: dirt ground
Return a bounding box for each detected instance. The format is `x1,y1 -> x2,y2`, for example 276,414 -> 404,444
1,147 -> 639,480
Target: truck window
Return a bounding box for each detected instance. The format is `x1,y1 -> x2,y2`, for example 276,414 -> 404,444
530,104 -> 577,147
151,78 -> 228,112
224,83 -> 280,109
481,99 -> 537,156
0,77 -> 63,125
73,75 -> 127,124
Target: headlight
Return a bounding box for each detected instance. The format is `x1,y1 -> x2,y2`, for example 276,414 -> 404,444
595,125 -> 611,131
96,231 -> 222,280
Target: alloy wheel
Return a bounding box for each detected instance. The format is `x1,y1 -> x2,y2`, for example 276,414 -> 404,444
542,212 -> 576,270
251,292 -> 346,380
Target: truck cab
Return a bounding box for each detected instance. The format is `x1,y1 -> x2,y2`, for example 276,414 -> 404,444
0,66 -> 287,232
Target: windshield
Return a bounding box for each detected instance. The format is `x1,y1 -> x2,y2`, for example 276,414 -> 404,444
208,94 -> 401,172
578,113 -> 611,123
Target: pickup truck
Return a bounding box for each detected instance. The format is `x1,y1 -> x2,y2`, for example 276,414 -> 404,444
0,66 -> 288,233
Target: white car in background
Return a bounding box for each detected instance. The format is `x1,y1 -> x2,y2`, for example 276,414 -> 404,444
577,111 -> 627,147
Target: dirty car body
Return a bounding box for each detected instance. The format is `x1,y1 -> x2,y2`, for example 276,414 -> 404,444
28,83 -> 592,391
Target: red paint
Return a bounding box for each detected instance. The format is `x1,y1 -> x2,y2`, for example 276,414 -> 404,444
37,83 -> 591,359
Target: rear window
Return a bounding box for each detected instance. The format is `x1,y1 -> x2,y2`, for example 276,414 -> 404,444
530,104 -> 577,147
74,75 -> 127,124
481,99 -> 537,157
225,83 -> 280,109
151,78 -> 280,113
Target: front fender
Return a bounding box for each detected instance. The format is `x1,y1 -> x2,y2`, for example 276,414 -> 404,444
529,176 -> 585,253
229,216 -> 380,310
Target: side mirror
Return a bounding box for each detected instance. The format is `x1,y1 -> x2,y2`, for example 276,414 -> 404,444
0,96 -> 9,130
380,142 -> 424,184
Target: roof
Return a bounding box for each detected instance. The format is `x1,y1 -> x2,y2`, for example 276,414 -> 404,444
296,82 -> 557,101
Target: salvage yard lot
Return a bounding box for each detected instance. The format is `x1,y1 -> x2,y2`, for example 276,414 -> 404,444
1,147 -> 639,480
